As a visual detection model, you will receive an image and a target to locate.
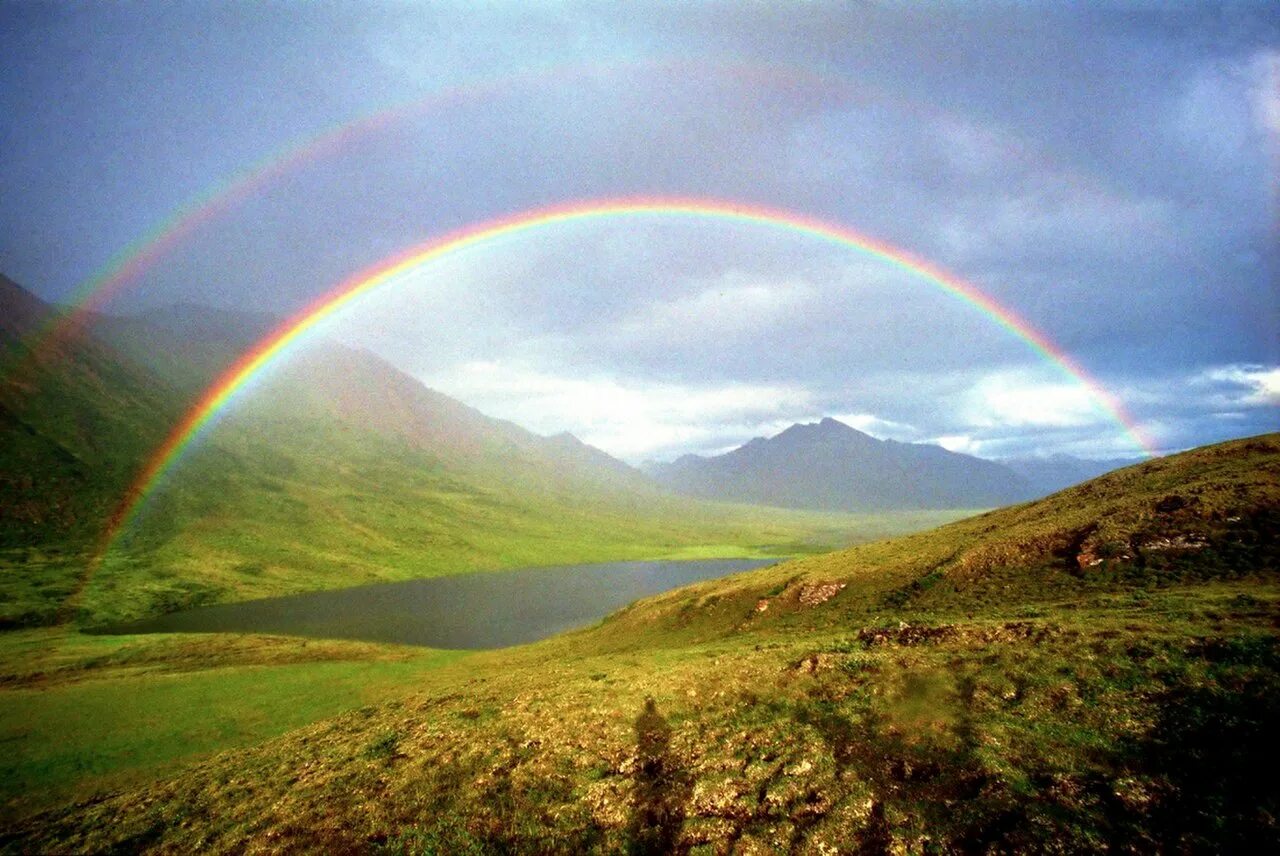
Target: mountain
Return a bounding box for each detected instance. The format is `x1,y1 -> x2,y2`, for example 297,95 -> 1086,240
0,273 -> 52,341
87,302 -> 284,391
0,278 -> 822,627
226,341 -> 660,499
134,302 -> 281,347
647,417 -> 1034,511
1,278 -> 188,551
1000,452 -> 1146,498
108,300 -> 661,497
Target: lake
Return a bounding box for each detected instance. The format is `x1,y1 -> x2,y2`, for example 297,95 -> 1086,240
99,558 -> 777,649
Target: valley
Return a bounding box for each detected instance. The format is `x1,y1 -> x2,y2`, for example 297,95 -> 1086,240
1,433 -> 1274,851
5,264 -> 1277,852
6,8 -> 1278,851
3,279 -> 955,629
0,277 -> 977,828
3,273 -> 1276,851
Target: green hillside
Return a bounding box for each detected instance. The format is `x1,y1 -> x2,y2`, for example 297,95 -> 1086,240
5,434 -> 1276,852
82,347 -> 853,627
2,282 -> 931,628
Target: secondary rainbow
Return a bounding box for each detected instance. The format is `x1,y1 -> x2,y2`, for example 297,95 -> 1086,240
8,55 -> 1084,384
97,196 -> 1158,560
4,57 -> 743,372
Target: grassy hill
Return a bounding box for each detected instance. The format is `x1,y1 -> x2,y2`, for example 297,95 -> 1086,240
2,280 -> 944,628
4,434 -> 1276,852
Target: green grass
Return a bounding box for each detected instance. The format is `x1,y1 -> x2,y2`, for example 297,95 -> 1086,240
0,630 -> 468,822
2,434 -> 1276,853
4,353 -> 959,628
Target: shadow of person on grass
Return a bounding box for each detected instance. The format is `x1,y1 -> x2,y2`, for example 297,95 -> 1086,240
628,697 -> 691,855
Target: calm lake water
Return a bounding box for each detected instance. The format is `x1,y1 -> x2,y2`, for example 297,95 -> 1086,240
100,558 -> 776,649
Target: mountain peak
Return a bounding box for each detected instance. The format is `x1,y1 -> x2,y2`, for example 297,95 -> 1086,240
773,417 -> 876,447
650,417 -> 1033,512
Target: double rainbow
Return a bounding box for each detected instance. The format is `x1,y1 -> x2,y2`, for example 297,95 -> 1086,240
10,55 -> 1084,382
97,196 -> 1157,564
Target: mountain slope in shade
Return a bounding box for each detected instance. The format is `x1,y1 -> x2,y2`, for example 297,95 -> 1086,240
0,273 -> 52,342
235,342 -> 661,499
647,417 -> 1034,511
999,453 -> 1146,498
2,278 -> 817,626
96,301 -> 658,496
88,302 -> 284,392
1,277 -> 187,550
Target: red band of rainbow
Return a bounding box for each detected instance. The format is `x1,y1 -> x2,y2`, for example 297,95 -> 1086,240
96,195 -> 1158,568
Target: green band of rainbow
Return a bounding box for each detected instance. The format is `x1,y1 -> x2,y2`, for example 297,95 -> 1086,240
99,196 -> 1157,560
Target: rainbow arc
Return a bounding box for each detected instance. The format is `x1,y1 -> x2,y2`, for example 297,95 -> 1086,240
96,196 -> 1157,563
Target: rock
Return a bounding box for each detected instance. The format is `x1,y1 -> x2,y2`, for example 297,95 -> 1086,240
1140,533 -> 1208,552
791,654 -> 837,674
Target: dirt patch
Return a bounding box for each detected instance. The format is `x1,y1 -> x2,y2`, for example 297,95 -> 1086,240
857,622 -> 958,647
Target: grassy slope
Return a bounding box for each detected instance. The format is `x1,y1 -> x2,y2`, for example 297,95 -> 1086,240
78,398 -> 953,625
0,631 -> 467,821
4,304 -> 946,628
5,434 -> 1276,853
0,332 -> 190,627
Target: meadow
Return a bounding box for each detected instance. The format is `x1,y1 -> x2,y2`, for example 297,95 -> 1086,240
0,501 -> 965,825
2,434 -> 1275,852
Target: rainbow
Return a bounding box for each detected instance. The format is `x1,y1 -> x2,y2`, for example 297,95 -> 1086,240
96,196 -> 1157,560
4,67 -> 543,374
8,55 -> 1083,381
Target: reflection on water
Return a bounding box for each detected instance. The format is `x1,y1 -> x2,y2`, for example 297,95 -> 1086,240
99,558 -> 775,649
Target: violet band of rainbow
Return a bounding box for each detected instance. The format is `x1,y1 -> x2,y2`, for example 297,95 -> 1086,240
97,196 -> 1158,562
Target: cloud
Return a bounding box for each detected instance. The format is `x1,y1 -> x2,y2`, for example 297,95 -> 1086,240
1193,364 -> 1280,408
615,274 -> 816,344
961,370 -> 1102,430
1251,50 -> 1280,134
933,434 -> 982,455
827,412 -> 919,442
4,2 -> 1276,467
426,359 -> 815,462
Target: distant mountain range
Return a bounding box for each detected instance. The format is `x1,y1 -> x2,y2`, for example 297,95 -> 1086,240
999,453 -> 1146,499
645,417 -> 1141,511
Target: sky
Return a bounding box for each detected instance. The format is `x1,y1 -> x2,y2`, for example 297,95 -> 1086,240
2,1 -> 1277,464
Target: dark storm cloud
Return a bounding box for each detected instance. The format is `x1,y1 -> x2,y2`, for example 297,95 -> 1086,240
2,1 -> 1275,461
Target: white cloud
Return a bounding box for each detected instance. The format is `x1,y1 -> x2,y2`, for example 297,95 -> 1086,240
962,370 -> 1103,429
1196,364 -> 1280,407
1248,51 -> 1280,136
1120,363 -> 1280,414
933,434 -> 982,455
425,360 -> 815,462
828,412 -> 919,441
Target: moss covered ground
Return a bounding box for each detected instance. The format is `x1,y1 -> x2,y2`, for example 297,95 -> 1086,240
2,434 -> 1276,852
